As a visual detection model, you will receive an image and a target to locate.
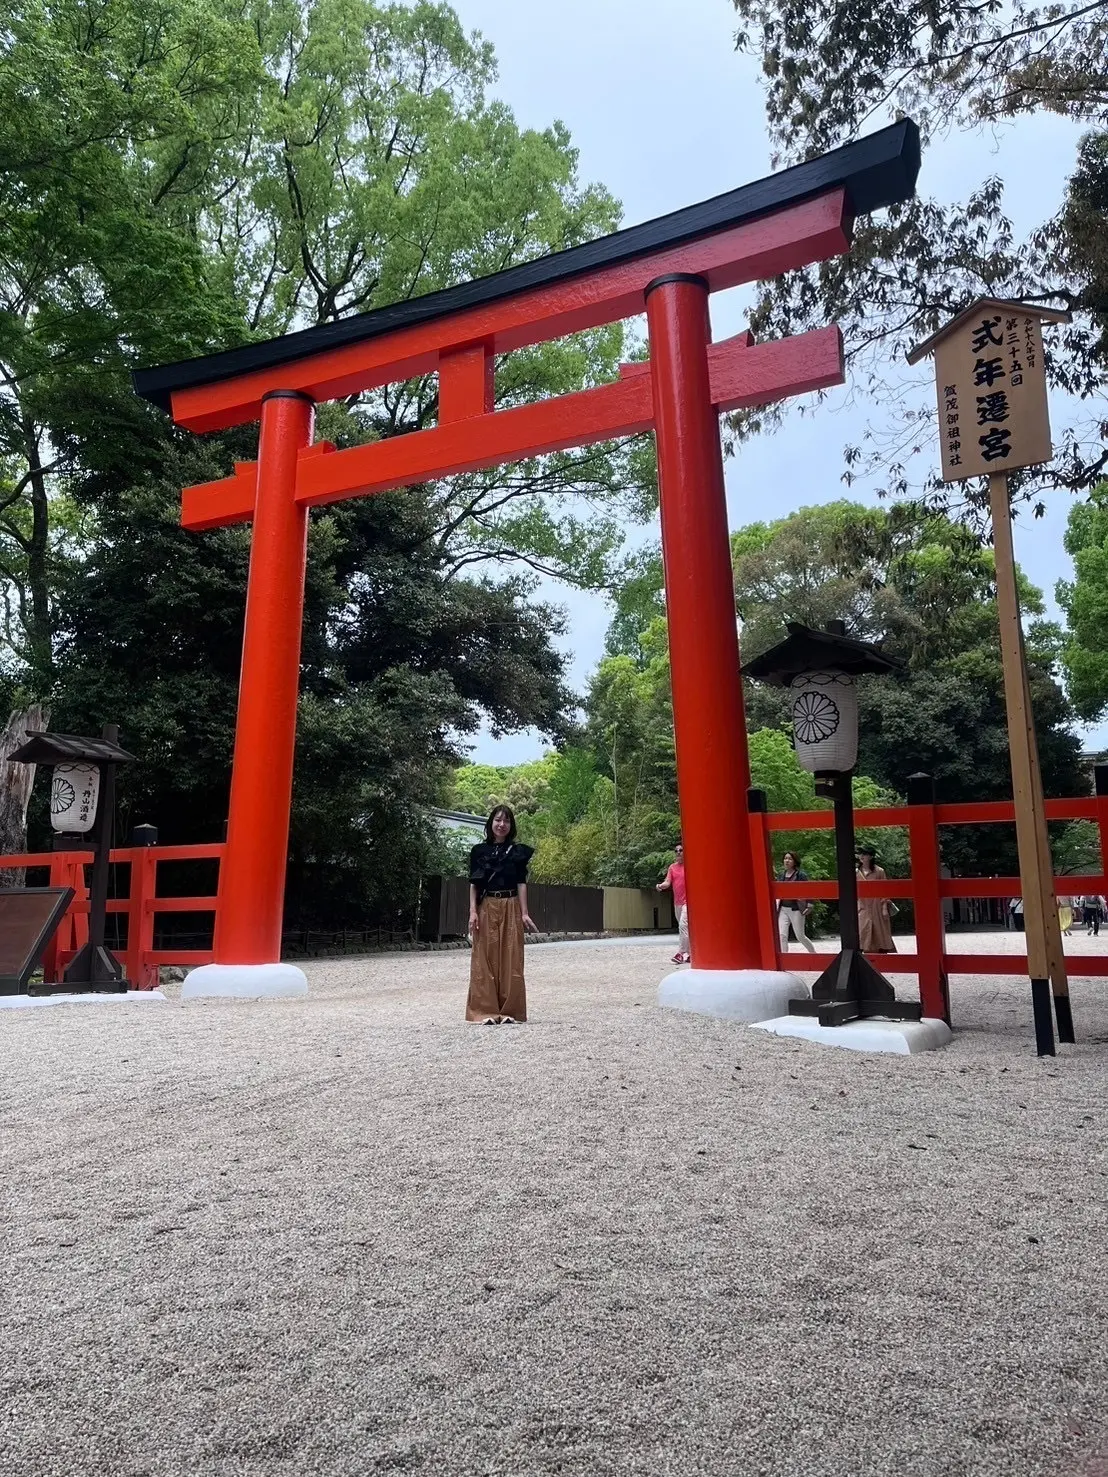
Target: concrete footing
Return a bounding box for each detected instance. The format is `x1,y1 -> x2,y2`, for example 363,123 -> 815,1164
0,990 -> 168,1010
658,967 -> 809,1024
181,963 -> 308,1000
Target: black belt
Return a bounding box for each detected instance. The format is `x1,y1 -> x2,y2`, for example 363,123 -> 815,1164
483,889 -> 518,899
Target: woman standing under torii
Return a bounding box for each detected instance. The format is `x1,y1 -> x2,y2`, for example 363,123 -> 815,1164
466,806 -> 536,1023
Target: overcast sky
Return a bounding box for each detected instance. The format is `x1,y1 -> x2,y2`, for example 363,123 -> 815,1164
450,0 -> 1098,764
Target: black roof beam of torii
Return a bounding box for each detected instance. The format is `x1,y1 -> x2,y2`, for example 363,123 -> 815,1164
133,119 -> 921,411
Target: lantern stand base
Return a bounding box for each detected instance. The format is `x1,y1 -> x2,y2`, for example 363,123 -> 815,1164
787,948 -> 922,1028
181,962 -> 308,1000
60,943 -> 128,994
752,1013 -> 952,1056
659,967 -> 810,1024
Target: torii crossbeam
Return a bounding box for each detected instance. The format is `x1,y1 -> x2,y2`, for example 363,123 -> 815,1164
134,120 -> 920,1000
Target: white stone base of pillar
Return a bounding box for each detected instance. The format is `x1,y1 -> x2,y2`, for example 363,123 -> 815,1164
0,990 -> 168,1010
658,967 -> 809,1024
181,963 -> 308,1000
751,1015 -> 953,1055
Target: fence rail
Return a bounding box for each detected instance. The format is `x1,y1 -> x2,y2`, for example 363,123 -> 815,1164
750,786 -> 1108,1023
0,843 -> 223,989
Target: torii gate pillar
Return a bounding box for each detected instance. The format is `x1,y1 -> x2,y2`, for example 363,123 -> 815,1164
647,275 -> 759,971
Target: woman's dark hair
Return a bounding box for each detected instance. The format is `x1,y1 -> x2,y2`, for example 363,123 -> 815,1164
782,851 -> 801,869
485,805 -> 517,843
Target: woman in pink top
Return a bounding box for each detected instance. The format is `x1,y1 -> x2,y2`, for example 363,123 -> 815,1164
657,841 -> 689,963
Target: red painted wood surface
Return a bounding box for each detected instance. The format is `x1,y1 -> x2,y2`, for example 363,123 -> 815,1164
748,808 -> 782,971
169,191 -> 850,432
0,843 -> 222,985
181,326 -> 844,531
907,795 -> 951,1022
215,392 -> 314,965
647,275 -> 761,970
439,342 -> 495,421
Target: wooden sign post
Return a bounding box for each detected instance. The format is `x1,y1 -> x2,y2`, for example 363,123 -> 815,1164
909,299 -> 1072,1056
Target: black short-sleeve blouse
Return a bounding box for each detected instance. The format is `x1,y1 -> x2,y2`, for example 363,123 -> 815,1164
469,841 -> 534,897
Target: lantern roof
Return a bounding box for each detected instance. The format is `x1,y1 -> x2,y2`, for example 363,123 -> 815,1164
8,731 -> 136,765
744,622 -> 902,685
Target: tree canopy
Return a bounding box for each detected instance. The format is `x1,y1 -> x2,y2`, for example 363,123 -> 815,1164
0,0 -> 660,919
730,503 -> 1085,859
1057,480 -> 1108,721
546,498 -> 1085,886
451,601 -> 904,894
729,0 -> 1108,512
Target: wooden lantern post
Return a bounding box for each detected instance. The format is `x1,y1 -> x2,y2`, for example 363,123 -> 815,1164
8,725 -> 137,992
908,299 -> 1073,1056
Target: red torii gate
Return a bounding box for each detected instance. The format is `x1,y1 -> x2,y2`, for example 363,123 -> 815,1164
134,121 -> 919,998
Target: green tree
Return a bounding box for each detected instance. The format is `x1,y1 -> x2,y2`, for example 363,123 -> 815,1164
53,452 -> 574,924
0,0 -> 262,688
728,0 -> 1108,509
594,498 -> 1085,878
198,0 -> 652,594
1057,482 -> 1108,720
730,502 -> 1085,816
2,0 -> 663,932
504,607 -> 901,890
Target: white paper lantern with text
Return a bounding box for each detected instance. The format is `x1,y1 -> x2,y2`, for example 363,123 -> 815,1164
789,670 -> 858,773
50,762 -> 100,833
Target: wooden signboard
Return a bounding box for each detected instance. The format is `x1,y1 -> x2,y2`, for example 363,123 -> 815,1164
909,298 -> 1073,1055
934,309 -> 1053,482
0,887 -> 75,994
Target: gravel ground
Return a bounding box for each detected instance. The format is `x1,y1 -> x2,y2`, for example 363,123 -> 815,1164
2,933 -> 1106,1477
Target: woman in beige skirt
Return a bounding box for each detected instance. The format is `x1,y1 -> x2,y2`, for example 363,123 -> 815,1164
856,845 -> 896,953
466,806 -> 536,1023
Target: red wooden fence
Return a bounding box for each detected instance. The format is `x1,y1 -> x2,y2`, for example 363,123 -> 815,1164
750,789 -> 1108,1025
0,843 -> 222,990
4,788 -> 1107,1010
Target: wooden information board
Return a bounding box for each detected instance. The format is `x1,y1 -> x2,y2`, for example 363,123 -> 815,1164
0,887 -> 75,994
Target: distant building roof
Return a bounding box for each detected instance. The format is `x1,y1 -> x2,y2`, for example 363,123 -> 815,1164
428,808 -> 487,830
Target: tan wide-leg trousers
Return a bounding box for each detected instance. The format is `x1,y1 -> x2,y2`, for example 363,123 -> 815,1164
466,895 -> 527,1021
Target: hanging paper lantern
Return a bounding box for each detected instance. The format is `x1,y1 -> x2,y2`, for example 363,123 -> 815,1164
50,762 -> 100,833
789,670 -> 858,773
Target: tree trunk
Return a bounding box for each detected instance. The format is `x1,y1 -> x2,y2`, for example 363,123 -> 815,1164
0,702 -> 50,883
23,420 -> 54,686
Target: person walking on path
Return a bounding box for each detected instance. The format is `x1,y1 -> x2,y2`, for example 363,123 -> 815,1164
1059,896 -> 1075,937
1082,893 -> 1107,936
657,841 -> 689,963
466,806 -> 536,1023
857,846 -> 896,954
776,851 -> 816,953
